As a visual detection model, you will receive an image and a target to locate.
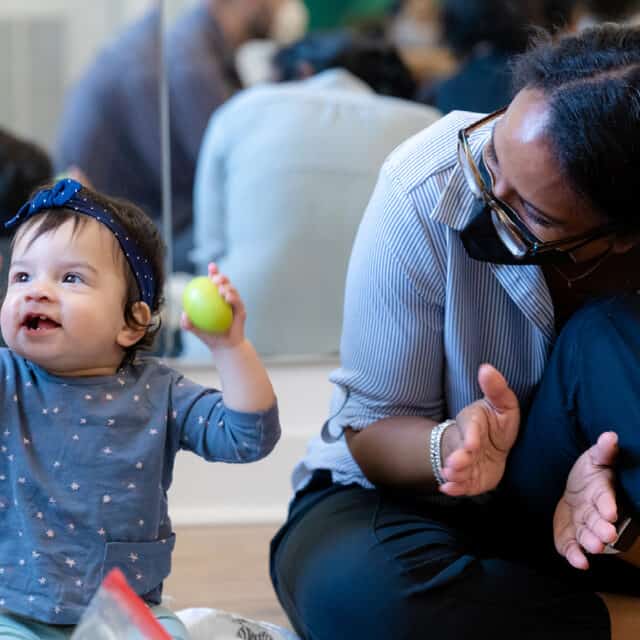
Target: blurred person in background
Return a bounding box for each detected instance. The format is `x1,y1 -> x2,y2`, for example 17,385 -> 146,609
55,0 -> 296,272
419,0 -> 580,114
385,0 -> 457,85
184,31 -> 440,357
0,128 -> 52,295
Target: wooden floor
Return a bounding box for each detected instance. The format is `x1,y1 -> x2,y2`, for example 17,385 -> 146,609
164,524 -> 290,629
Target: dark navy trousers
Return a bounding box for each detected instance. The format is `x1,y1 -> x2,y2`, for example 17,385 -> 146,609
270,296 -> 640,640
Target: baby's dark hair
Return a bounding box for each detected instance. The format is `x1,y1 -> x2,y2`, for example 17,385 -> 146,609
12,184 -> 165,360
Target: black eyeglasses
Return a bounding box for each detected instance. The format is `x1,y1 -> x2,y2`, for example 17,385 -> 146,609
457,108 -> 614,259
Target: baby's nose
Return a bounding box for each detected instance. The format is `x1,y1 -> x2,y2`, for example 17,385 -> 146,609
24,280 -> 55,301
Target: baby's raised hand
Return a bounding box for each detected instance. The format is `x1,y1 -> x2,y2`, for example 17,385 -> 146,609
181,263 -> 247,352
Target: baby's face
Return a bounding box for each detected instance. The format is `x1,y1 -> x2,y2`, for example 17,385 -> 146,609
0,218 -> 132,377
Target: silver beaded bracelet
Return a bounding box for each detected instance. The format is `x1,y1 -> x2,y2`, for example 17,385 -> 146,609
429,419 -> 457,486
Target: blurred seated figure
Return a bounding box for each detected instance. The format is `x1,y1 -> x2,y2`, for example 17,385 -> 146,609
0,129 -> 52,225
0,128 -> 52,303
386,0 -> 456,84
418,0 -> 539,113
55,0 -> 291,272
184,32 -> 440,357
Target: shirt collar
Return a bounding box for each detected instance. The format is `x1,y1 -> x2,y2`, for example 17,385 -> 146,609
304,68 -> 374,94
429,113 -> 494,231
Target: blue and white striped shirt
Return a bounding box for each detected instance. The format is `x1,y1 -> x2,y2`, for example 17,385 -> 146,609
292,110 -> 556,491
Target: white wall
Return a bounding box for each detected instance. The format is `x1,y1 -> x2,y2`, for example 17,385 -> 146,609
167,358 -> 338,525
0,0 -> 152,148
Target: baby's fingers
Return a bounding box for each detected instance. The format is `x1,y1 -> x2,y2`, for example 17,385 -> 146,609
564,541 -> 590,571
180,311 -> 194,331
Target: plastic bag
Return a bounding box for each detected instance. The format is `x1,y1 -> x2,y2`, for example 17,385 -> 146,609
176,608 -> 299,640
71,568 -> 171,640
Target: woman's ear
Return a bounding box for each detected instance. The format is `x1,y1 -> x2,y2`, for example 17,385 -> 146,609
117,302 -> 152,348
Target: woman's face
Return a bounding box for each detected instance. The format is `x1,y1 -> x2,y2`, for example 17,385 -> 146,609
486,88 -> 623,262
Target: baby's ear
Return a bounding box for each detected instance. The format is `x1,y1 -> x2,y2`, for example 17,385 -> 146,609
117,302 -> 152,348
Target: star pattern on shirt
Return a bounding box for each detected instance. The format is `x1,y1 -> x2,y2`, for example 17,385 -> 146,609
0,360 -> 246,619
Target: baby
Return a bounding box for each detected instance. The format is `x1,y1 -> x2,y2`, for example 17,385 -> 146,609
0,179 -> 281,639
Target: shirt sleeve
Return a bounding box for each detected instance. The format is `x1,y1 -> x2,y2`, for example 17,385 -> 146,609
53,67 -> 122,181
169,372 -> 280,463
323,160 -> 447,440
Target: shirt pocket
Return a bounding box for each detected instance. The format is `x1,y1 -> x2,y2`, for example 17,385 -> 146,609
101,533 -> 176,596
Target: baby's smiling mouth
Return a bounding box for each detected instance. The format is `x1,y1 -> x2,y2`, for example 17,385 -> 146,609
22,314 -> 61,331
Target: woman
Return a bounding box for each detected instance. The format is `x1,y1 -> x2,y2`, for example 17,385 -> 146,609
270,24 -> 640,639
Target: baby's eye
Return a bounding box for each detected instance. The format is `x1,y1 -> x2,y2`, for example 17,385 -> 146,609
62,273 -> 83,284
11,272 -> 29,283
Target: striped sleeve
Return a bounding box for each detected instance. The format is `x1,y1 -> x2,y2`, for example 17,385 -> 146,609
323,160 -> 448,439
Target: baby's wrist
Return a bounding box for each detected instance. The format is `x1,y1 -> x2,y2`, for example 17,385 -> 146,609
209,336 -> 250,360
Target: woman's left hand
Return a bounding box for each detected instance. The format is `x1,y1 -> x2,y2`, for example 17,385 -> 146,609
553,431 -> 619,570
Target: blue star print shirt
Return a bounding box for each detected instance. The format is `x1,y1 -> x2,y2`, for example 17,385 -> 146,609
0,349 -> 280,624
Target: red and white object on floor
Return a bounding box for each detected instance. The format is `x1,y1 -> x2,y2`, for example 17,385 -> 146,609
71,568 -> 171,640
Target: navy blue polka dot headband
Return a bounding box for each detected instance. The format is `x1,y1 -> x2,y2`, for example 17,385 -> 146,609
4,179 -> 156,307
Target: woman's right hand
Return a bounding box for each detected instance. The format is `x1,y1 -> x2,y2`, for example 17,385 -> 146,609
440,364 -> 520,496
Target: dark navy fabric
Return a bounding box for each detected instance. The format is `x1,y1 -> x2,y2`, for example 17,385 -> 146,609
502,294 -> 640,591
270,475 -> 610,640
0,350 -> 280,624
271,296 -> 640,639
420,51 -> 516,115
